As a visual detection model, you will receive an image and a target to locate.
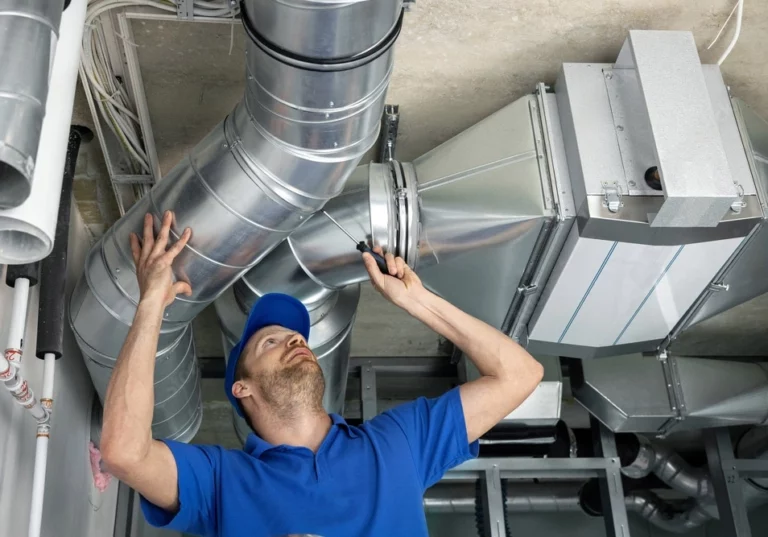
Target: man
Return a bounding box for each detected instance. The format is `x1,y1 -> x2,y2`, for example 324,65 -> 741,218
100,211 -> 544,537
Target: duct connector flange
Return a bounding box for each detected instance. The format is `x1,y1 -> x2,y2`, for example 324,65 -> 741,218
287,160 -> 420,289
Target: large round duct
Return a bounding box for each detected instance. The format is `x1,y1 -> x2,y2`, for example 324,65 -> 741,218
0,0 -> 64,208
70,0 -> 403,441
245,0 -> 403,60
215,241 -> 359,444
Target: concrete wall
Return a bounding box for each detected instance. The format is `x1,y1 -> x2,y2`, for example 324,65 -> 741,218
0,204 -> 119,537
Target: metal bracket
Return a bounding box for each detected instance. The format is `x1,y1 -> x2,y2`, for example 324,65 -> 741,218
708,282 -> 730,292
730,183 -> 747,214
377,104 -> 400,163
658,352 -> 685,434
177,0 -> 194,19
602,182 -> 623,213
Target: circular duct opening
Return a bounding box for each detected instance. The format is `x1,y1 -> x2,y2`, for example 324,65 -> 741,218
0,221 -> 49,264
0,162 -> 32,209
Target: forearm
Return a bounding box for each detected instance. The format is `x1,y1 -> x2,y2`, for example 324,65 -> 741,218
403,288 -> 541,380
403,287 -> 544,441
102,298 -> 164,466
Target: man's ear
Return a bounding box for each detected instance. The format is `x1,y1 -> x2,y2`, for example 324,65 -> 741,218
232,380 -> 251,400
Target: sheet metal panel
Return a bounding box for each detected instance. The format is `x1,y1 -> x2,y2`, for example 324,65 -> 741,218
528,231 -> 742,356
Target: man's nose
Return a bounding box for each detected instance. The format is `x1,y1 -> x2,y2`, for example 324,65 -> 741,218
287,333 -> 306,347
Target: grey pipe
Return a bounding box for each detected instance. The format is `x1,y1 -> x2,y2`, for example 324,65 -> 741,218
423,482 -> 585,515
623,491 -> 713,534
622,435 -> 713,501
0,0 -> 65,208
70,0 -> 403,441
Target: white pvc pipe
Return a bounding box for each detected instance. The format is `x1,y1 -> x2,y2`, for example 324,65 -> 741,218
6,277 -> 30,363
27,435 -> 49,537
41,353 -> 55,404
27,353 -> 56,537
0,0 -> 88,264
718,0 -> 744,65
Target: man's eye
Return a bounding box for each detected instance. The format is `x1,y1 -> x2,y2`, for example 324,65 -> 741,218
263,338 -> 276,347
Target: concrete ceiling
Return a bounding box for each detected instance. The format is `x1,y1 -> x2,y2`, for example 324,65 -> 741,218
69,0 -> 768,365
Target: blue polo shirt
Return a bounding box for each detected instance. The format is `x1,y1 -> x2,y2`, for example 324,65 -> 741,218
141,387 -> 478,537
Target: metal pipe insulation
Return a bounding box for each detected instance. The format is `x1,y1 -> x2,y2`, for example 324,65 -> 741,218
0,0 -> 65,208
70,0 -> 403,441
215,240 -> 360,443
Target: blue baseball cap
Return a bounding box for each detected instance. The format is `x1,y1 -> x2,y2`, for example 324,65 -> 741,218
225,293 -> 310,416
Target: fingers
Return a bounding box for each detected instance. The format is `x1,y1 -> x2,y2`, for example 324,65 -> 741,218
140,213 -> 154,263
162,227 -> 191,262
362,252 -> 382,283
384,252 -> 397,276
151,211 -> 173,258
171,280 -> 193,298
129,233 -> 141,267
368,246 -> 406,279
395,256 -> 406,279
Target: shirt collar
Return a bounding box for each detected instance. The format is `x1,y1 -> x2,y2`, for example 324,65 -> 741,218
243,413 -> 349,458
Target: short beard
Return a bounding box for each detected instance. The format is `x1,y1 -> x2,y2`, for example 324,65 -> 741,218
256,359 -> 325,420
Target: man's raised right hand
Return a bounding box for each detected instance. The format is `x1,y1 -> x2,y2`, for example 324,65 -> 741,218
129,211 -> 193,308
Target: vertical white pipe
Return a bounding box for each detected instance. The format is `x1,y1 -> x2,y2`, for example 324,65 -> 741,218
0,0 -> 88,264
27,355 -> 55,537
41,353 -> 55,402
6,277 -> 30,363
27,435 -> 49,537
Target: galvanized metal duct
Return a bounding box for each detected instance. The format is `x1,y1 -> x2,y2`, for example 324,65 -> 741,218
0,0 -> 65,208
288,93 -> 567,332
214,240 -> 360,443
70,0 -> 403,442
572,354 -> 768,435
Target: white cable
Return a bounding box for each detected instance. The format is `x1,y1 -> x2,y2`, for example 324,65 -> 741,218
717,0 -> 744,65
81,0 -> 240,174
707,0 -> 740,50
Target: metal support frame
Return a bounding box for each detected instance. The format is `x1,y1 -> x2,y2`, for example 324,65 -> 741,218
360,362 -> 378,421
377,104 -> 400,163
706,428 -> 752,536
592,417 -> 630,537
479,465 -> 507,537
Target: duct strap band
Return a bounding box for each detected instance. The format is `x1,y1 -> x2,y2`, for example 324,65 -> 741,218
239,1 -> 404,72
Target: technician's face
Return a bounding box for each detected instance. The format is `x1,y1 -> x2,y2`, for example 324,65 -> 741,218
242,325 -> 317,377
235,325 -> 325,412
